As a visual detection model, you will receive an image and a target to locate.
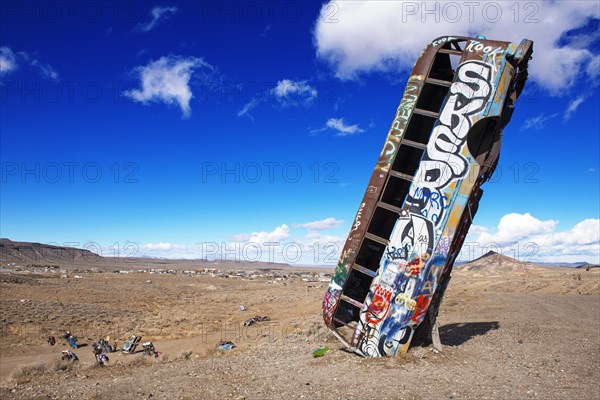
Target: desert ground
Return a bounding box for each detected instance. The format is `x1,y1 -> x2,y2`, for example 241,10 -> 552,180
0,259 -> 599,400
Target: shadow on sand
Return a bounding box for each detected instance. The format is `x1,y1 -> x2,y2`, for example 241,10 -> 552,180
439,321 -> 500,346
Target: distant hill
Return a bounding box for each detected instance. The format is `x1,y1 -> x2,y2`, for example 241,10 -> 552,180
0,238 -> 295,271
576,263 -> 600,271
456,251 -> 538,273
0,238 -> 102,264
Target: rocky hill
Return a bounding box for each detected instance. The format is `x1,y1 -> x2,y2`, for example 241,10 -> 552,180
0,238 -> 102,265
455,251 -> 537,273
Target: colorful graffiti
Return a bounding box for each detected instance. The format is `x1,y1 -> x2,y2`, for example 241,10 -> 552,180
365,285 -> 393,325
376,76 -> 423,172
323,35 -> 533,358
385,210 -> 434,262
356,60 -> 497,357
417,61 -> 492,191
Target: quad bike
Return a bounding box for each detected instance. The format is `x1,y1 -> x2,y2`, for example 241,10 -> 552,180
61,350 -> 78,361
142,341 -> 160,357
94,353 -> 109,367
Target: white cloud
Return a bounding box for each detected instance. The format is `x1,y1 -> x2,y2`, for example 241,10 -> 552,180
0,47 -> 17,76
231,224 -> 291,246
587,55 -> 600,79
563,95 -> 587,121
461,213 -> 599,264
467,224 -> 489,238
522,113 -> 559,130
225,224 -> 346,264
296,217 -> 344,231
136,6 -> 178,33
247,224 -> 290,244
124,56 -> 212,118
0,47 -> 58,81
238,79 -> 317,119
142,242 -> 187,251
29,58 -> 58,81
475,213 -> 559,246
272,79 -> 317,106
237,98 -> 262,120
135,242 -> 196,259
326,117 -> 364,136
313,1 -> 600,93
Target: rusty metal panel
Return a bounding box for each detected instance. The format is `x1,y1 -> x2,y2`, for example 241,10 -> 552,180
323,35 -> 533,357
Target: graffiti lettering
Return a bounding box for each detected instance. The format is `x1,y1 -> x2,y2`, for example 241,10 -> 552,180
466,40 -> 503,55
422,279 -> 433,295
431,36 -> 457,47
377,77 -> 422,171
406,185 -> 449,224
385,244 -> 411,261
380,260 -> 401,288
417,61 -> 492,190
352,202 -> 366,232
365,285 -> 393,325
436,236 -> 451,255
357,61 -> 495,357
410,295 -> 431,323
407,253 -> 430,276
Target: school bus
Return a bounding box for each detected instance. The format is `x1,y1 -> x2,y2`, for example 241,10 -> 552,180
323,35 -> 533,357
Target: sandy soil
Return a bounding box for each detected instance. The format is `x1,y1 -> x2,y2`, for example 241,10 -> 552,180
0,265 -> 598,399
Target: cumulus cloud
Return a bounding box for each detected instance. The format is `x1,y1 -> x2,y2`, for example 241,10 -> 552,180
231,224 -> 291,245
136,6 -> 178,33
313,1 -> 599,93
124,56 -> 212,118
462,213 -> 599,264
248,224 -> 291,244
476,213 -> 559,246
296,217 -> 344,231
272,79 -> 318,106
0,47 -> 17,76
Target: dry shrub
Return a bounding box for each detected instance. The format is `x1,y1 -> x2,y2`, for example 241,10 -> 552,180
126,355 -> 152,367
10,363 -> 47,384
88,392 -> 101,400
10,358 -> 82,384
50,359 -> 77,372
179,351 -> 193,360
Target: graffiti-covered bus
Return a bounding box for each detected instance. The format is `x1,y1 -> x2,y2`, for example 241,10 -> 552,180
323,35 -> 533,357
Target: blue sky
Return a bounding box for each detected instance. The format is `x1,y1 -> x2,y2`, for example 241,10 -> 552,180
1,1 -> 599,264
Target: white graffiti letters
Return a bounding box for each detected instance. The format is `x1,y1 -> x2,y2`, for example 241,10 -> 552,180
419,61 -> 492,189
352,202 -> 366,232
466,40 -> 503,56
